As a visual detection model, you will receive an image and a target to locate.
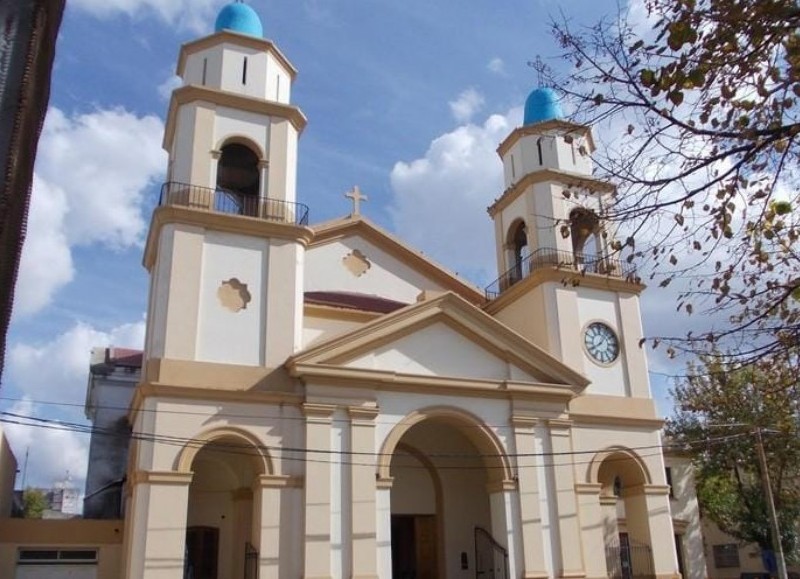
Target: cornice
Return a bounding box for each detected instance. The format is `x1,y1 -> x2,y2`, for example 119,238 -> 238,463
176,31 -> 298,79
488,168 -> 615,217
163,84 -> 307,150
496,120 -> 595,158
143,205 -> 315,270
483,266 -> 645,316
289,363 -> 577,403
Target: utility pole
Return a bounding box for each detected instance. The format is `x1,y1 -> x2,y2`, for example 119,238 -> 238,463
754,427 -> 788,579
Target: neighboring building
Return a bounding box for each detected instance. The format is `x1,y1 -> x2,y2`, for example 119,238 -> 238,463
13,475 -> 82,519
0,0 -> 65,380
663,455 -> 708,579
84,3 -> 685,579
83,348 -> 142,519
0,427 -> 17,518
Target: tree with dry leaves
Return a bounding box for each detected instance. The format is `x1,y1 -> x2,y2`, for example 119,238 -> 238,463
667,352 -> 800,561
542,0 -> 800,362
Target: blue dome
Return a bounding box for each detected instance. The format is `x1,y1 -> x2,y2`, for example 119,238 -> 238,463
214,2 -> 263,38
524,87 -> 563,125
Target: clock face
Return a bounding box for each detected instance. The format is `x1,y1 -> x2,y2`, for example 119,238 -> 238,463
584,322 -> 619,364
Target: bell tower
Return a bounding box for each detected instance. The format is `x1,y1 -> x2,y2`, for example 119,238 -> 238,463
485,87 -> 651,399
142,2 -> 311,373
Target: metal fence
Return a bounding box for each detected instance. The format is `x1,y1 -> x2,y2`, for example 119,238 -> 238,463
606,540 -> 655,579
159,181 -> 310,226
485,247 -> 638,299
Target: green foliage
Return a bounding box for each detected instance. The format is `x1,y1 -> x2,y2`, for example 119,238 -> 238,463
544,0 -> 800,362
22,488 -> 48,519
667,353 -> 800,559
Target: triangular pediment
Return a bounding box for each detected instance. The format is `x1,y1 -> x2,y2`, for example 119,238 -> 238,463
288,292 -> 589,395
307,216 -> 485,306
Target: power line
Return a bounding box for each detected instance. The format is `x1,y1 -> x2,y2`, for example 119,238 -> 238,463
0,410 -> 751,471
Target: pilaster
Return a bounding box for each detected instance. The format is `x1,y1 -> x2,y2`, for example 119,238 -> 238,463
547,419 -> 586,579
125,471 -> 193,579
349,406 -> 379,579
575,483 -> 605,579
511,415 -> 548,578
303,403 -> 336,579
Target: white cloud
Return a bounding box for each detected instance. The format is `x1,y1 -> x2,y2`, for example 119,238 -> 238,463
15,107 -> 165,316
3,398 -> 90,490
448,88 -> 486,123
3,319 -> 145,489
15,176 -> 74,316
487,57 -> 506,76
70,0 -> 221,33
7,319 -> 146,403
157,74 -> 183,100
389,108 -> 521,283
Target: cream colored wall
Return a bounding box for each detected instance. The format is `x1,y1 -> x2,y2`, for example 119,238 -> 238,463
490,285 -> 553,352
343,321 -> 537,382
196,231 -> 269,366
572,425 -> 666,486
0,520 -> 123,579
0,426 -> 17,517
263,238 -> 304,365
265,52 -> 292,103
266,118 -> 298,203
214,106 -> 271,159
220,45 -> 268,98
305,236 -> 449,304
575,287 -> 629,396
134,398 -> 304,477
664,456 -> 708,579
302,314 -> 363,347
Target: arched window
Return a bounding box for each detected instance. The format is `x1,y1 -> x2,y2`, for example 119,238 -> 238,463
508,220 -> 529,285
569,207 -> 600,263
216,142 -> 260,197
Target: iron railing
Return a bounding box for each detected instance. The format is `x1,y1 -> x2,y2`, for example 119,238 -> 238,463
485,247 -> 638,299
606,540 -> 655,579
474,527 -> 509,579
159,181 -> 309,226
244,542 -> 259,579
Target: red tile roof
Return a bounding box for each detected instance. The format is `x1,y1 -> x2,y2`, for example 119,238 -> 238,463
304,291 -> 408,314
107,348 -> 143,368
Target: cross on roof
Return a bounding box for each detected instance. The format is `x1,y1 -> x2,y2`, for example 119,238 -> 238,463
345,186 -> 368,217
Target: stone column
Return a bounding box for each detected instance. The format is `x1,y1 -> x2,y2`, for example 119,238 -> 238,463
512,415 -> 548,579
547,419 -> 586,579
258,159 -> 270,200
125,471 -> 193,579
303,403 -> 336,579
254,474 -> 299,579
232,488 -> 253,579
575,483 -> 606,579
349,407 -> 379,579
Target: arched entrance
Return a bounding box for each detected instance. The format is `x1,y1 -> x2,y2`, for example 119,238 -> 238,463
180,430 -> 269,579
507,219 -> 529,286
591,448 -> 655,579
381,408 -> 514,579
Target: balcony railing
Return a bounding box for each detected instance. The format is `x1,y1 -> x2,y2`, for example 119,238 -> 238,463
485,247 -> 638,300
159,181 -> 309,226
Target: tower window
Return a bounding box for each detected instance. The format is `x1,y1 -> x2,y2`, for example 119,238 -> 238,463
217,143 -> 260,198
510,154 -> 516,180
508,220 -> 529,285
242,57 -> 248,85
536,137 -> 544,166
276,74 -> 281,101
202,57 -> 207,85
569,207 -> 600,260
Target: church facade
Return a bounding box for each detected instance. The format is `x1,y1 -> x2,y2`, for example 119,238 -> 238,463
116,3 -> 681,579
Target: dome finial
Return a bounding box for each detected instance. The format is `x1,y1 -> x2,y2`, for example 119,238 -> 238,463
215,1 -> 264,38
523,57 -> 563,125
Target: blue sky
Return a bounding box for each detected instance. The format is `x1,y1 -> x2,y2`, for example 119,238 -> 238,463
2,0 -> 684,491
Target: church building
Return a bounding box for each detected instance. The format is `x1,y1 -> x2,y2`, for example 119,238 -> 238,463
111,3 -> 681,578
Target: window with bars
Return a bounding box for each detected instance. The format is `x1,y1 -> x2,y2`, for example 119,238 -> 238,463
713,544 -> 741,568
